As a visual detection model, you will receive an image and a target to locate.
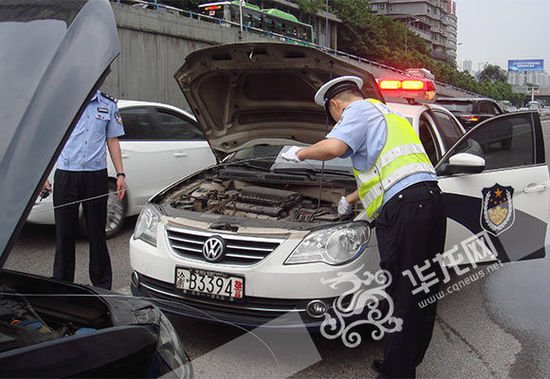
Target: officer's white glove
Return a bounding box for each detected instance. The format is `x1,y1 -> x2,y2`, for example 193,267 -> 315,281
281,146 -> 302,163
338,196 -> 353,216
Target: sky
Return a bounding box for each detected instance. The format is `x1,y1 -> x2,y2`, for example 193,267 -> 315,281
456,0 -> 550,72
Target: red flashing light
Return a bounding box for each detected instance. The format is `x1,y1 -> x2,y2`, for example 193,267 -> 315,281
379,80 -> 402,90
379,79 -> 436,91
402,80 -> 425,90
378,78 -> 437,102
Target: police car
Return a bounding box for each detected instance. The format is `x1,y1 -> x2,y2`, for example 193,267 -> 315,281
26,100 -> 216,238
129,42 -> 549,328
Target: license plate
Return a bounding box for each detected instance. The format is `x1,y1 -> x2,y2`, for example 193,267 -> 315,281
175,267 -> 244,301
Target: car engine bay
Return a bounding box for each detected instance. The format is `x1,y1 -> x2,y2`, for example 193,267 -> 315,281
166,176 -> 357,223
0,273 -> 111,354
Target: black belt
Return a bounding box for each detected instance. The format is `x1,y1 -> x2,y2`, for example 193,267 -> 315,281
384,181 -> 441,208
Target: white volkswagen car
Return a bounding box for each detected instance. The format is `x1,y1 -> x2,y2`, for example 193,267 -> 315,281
129,43 -> 549,329
27,100 -> 217,237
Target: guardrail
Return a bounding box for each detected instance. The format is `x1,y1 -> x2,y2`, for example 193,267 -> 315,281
111,0 -> 482,98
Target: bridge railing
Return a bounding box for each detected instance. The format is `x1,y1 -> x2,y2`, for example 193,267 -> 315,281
111,0 -> 482,98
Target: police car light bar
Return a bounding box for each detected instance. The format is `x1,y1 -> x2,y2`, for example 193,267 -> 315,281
378,79 -> 436,91
377,78 -> 437,103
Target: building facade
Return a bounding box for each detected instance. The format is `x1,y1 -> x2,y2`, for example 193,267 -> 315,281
507,71 -> 550,87
462,59 -> 473,73
369,0 -> 458,63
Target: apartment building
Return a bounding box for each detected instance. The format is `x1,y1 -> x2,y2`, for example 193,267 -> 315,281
369,0 -> 458,63
508,71 -> 550,87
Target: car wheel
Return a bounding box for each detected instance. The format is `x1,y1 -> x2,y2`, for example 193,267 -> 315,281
78,180 -> 128,239
105,180 -> 128,239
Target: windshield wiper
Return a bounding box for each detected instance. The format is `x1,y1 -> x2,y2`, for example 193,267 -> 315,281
274,167 -> 353,177
224,160 -> 273,172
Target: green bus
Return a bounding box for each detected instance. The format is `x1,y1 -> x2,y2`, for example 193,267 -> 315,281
198,1 -> 314,44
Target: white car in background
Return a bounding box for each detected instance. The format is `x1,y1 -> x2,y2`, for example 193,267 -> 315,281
130,43 -> 549,329
27,100 -> 217,238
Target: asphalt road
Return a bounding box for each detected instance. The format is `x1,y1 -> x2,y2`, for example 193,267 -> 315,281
6,119 -> 550,378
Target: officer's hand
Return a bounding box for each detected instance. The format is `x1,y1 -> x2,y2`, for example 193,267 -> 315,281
116,176 -> 126,200
42,179 -> 52,193
338,196 -> 353,216
39,179 -> 52,201
281,146 -> 302,163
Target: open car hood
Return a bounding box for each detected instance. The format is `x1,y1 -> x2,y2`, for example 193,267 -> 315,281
0,0 -> 120,264
175,42 -> 384,153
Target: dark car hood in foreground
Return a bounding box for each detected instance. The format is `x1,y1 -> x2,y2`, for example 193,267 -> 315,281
175,42 -> 384,153
0,0 -> 120,264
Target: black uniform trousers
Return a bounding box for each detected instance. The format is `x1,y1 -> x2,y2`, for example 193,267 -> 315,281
52,169 -> 112,290
375,181 -> 446,378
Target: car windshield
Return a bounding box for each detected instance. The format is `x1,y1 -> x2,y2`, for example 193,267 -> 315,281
224,145 -> 354,176
436,102 -> 474,114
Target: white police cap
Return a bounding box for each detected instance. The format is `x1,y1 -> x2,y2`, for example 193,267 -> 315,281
314,76 -> 363,106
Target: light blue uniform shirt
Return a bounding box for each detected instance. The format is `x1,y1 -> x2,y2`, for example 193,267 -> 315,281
326,99 -> 437,207
57,91 -> 124,171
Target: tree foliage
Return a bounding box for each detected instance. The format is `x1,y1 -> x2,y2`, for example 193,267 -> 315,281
479,64 -> 507,83
294,0 -> 324,15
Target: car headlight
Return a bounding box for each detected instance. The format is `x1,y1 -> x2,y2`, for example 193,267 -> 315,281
156,314 -> 192,377
285,222 -> 371,265
133,204 -> 160,246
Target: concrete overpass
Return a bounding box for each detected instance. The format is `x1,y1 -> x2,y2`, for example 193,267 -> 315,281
103,2 -> 479,111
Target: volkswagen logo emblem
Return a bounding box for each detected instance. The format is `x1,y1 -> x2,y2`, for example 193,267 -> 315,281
202,236 -> 226,262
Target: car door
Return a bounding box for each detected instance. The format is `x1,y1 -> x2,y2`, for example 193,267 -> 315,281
428,108 -> 465,153
435,111 -> 548,264
150,106 -> 217,186
117,106 -> 216,214
417,112 -> 443,165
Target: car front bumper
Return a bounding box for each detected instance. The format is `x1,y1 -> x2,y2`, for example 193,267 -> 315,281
129,225 -> 382,329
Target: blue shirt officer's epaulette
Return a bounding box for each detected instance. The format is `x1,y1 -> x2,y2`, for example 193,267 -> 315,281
100,91 -> 118,103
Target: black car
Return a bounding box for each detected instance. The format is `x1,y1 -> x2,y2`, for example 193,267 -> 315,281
434,97 -> 504,130
0,1 -> 191,377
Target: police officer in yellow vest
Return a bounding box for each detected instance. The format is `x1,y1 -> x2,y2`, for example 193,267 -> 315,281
282,76 -> 447,378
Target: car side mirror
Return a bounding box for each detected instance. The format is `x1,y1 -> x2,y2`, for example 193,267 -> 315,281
439,153 -> 486,175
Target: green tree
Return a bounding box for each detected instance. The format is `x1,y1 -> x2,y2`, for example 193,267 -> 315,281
479,64 -> 507,83
294,0 -> 324,15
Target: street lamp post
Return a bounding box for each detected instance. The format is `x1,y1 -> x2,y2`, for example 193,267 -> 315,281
405,18 -> 408,55
239,0 -> 243,33
325,0 -> 329,48
404,17 -> 420,56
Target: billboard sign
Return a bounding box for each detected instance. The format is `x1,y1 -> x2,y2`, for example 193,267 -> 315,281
508,59 -> 544,72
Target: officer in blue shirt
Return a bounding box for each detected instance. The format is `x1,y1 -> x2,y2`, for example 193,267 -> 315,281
42,90 -> 126,290
283,77 -> 446,378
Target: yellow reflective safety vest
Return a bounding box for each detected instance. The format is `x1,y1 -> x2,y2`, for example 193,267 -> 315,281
354,99 -> 436,220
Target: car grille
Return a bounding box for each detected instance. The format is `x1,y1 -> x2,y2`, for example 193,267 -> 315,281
165,225 -> 284,266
